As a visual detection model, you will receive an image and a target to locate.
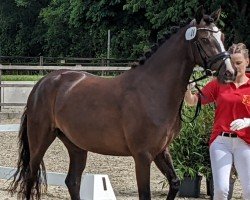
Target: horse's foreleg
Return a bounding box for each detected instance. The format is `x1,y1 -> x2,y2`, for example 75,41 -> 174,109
134,153 -> 152,200
154,148 -> 180,200
57,132 -> 87,200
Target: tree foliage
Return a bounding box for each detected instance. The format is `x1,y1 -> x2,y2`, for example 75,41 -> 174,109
0,0 -> 249,58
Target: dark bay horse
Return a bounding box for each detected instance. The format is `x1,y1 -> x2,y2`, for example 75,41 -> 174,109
9,8 -> 236,200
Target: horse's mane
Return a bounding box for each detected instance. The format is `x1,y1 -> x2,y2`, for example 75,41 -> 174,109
131,19 -> 191,68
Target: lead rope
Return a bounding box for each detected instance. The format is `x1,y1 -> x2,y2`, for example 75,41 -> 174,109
178,37 -> 205,123
179,83 -> 202,123
179,70 -> 211,123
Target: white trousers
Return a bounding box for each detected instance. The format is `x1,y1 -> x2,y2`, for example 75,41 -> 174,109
210,136 -> 250,200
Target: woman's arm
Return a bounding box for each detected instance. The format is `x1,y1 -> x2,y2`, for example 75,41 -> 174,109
185,79 -> 218,106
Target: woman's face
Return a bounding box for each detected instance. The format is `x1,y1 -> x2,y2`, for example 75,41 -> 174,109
231,53 -> 249,77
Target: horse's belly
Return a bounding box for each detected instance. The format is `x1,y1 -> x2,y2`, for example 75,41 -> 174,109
69,135 -> 131,156
60,124 -> 132,156
55,101 -> 131,154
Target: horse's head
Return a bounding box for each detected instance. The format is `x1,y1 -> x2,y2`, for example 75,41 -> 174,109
187,7 -> 236,83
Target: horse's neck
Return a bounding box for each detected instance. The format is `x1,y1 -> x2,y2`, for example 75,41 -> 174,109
125,30 -> 194,122
135,30 -> 194,98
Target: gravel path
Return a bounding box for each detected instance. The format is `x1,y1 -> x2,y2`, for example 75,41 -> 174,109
0,118 -> 244,199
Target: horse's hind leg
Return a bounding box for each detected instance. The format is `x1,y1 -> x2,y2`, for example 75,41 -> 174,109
57,131 -> 87,200
154,148 -> 180,200
8,109 -> 57,200
26,122 -> 57,199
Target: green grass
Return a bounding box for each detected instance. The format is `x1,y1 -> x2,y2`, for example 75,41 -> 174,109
1,75 -> 44,81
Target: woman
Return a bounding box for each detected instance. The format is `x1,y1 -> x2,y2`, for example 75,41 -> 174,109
185,43 -> 250,200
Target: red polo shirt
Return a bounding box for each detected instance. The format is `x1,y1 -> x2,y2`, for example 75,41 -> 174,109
201,78 -> 250,145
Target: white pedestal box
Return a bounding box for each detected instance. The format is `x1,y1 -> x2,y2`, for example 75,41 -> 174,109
80,174 -> 116,200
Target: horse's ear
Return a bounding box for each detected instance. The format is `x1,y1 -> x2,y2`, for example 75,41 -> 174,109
195,5 -> 204,24
190,19 -> 196,26
210,8 -> 221,22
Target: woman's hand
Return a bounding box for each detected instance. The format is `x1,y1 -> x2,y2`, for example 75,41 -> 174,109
186,82 -> 196,91
230,118 -> 250,131
184,82 -> 198,106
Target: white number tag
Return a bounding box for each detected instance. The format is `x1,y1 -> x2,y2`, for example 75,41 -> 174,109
185,27 -> 197,40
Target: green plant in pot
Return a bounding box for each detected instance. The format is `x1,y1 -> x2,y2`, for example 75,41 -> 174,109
169,104 -> 211,198
196,104 -> 214,196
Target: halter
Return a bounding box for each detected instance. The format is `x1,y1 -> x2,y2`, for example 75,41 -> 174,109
194,27 -> 231,78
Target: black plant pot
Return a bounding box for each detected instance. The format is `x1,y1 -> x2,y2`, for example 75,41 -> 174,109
206,178 -> 212,196
206,176 -> 235,200
178,175 -> 202,198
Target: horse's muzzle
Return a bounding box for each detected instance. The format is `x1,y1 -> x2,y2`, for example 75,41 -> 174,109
223,70 -> 237,83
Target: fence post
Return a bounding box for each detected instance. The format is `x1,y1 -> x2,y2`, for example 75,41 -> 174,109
101,59 -> 105,76
107,29 -> 110,67
39,56 -> 44,75
39,56 -> 44,66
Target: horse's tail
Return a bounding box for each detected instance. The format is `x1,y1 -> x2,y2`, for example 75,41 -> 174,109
8,108 -> 47,199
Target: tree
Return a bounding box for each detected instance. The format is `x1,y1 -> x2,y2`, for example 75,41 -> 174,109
204,0 -> 249,47
0,0 -> 248,58
0,0 -> 50,56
